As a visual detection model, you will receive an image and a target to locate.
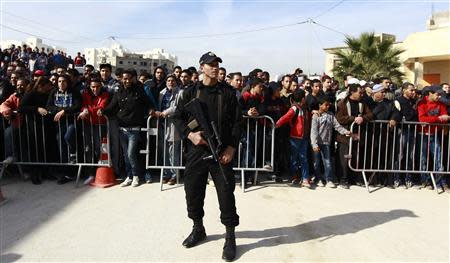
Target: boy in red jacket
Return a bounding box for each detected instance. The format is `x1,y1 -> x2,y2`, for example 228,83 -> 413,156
417,85 -> 449,189
275,89 -> 312,187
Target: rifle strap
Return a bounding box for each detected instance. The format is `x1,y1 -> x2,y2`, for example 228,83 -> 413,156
195,84 -> 223,132
218,92 -> 222,131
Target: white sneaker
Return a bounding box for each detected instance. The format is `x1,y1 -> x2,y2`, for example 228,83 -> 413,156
121,177 -> 132,187
3,156 -> 15,165
83,176 -> 94,185
131,176 -> 139,187
326,181 -> 337,188
263,164 -> 273,170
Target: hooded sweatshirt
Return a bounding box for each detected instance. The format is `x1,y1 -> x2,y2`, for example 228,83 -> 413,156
417,95 -> 448,134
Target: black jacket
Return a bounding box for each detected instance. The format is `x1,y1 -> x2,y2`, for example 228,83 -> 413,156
369,98 -> 401,122
0,79 -> 15,104
147,79 -> 166,108
103,84 -> 150,127
19,90 -> 50,114
395,96 -> 418,122
172,81 -> 242,150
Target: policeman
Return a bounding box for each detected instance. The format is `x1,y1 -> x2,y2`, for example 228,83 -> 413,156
172,52 -> 242,262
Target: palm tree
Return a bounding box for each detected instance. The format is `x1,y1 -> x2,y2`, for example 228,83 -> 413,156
332,32 -> 404,84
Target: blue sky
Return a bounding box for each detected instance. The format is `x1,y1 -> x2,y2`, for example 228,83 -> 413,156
1,0 -> 448,77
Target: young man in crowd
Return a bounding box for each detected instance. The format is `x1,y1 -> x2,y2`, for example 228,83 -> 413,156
180,69 -> 192,89
279,74 -> 292,104
306,79 -> 322,112
393,82 -> 418,188
336,84 -> 374,189
218,67 -> 227,83
368,84 -> 401,187
229,72 -> 243,98
100,69 -> 151,188
100,63 -> 119,94
173,66 -> 182,79
417,85 -> 449,190
322,75 -> 336,112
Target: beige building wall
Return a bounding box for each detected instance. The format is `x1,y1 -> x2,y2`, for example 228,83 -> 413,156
324,10 -> 450,87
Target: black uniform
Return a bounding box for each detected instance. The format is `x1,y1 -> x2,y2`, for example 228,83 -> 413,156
172,81 -> 242,227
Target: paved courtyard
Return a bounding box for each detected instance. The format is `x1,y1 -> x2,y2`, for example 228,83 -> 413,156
0,176 -> 449,262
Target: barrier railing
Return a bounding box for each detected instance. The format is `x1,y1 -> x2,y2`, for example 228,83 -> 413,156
348,120 -> 450,194
141,115 -> 275,192
1,112 -> 111,186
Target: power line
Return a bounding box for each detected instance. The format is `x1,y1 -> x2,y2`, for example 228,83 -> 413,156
311,22 -> 325,50
313,0 -> 346,19
116,20 -> 309,40
1,10 -> 100,43
311,20 -> 348,37
0,23 -> 98,44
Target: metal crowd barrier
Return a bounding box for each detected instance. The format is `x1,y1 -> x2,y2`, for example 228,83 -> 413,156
348,120 -> 450,194
141,115 -> 275,192
1,112 -> 111,186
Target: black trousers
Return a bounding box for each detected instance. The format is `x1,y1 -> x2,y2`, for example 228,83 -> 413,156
184,148 -> 239,227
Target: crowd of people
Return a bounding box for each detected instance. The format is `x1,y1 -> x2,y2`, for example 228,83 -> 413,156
0,44 -> 449,191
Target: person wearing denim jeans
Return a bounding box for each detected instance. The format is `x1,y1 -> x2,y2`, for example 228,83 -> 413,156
100,69 -> 152,187
313,144 -> 332,184
419,134 -> 444,184
57,122 -> 77,162
393,127 -> 416,188
276,89 -> 312,187
46,74 -> 81,184
310,94 -> 351,188
119,128 -> 141,183
152,75 -> 183,185
417,85 -> 449,189
239,78 -> 265,186
393,83 -> 418,188
78,77 -> 110,184
289,137 -> 310,183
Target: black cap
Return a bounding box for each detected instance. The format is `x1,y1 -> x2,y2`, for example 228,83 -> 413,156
423,85 -> 444,95
199,52 -> 222,65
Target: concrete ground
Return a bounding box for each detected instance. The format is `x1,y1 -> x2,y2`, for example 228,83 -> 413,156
0,175 -> 449,263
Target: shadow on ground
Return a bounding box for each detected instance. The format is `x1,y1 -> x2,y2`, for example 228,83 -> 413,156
0,253 -> 22,263
0,173 -> 92,253
205,209 -> 417,260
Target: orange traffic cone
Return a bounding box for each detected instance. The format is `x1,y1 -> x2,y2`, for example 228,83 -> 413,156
0,187 -> 7,206
90,137 -> 115,188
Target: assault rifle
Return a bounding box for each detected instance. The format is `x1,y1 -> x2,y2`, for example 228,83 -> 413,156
184,98 -> 228,185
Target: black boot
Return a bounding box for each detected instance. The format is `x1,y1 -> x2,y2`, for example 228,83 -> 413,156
222,226 -> 236,262
182,219 -> 206,248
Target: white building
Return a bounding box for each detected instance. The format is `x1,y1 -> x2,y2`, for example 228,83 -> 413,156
84,43 -> 127,70
85,44 -> 178,74
141,48 -> 178,64
0,37 -> 66,53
